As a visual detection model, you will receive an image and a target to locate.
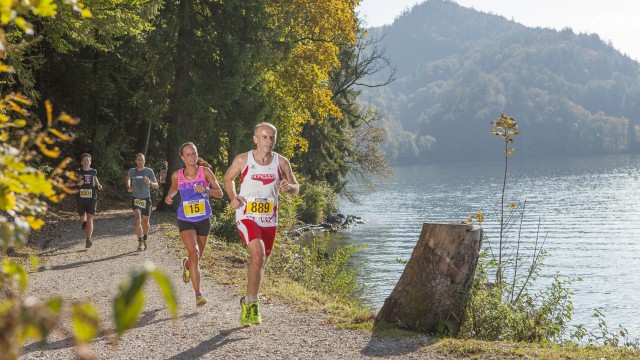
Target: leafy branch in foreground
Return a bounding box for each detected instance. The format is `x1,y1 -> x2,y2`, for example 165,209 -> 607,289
0,3 -> 177,359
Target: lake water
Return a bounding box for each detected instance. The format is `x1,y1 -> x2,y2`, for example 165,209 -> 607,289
332,153 -> 640,340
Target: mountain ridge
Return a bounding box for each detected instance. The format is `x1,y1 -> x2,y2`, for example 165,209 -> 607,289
364,0 -> 640,164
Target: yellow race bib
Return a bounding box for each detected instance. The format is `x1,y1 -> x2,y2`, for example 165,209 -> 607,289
79,189 -> 93,198
134,199 -> 147,208
182,199 -> 206,218
246,197 -> 274,216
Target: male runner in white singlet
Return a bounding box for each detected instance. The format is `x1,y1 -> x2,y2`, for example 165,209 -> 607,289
223,122 -> 299,326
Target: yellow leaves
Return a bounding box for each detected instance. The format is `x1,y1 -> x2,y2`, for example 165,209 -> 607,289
80,8 -> 93,19
72,303 -> 101,343
0,0 -> 91,35
13,17 -> 34,35
32,0 -> 58,18
262,0 -> 358,156
37,143 -> 61,158
491,113 -> 519,156
26,216 -> 45,230
1,94 -> 77,249
463,211 -> 484,224
48,128 -> 73,141
0,192 -> 16,211
58,113 -> 80,125
45,99 -> 53,126
0,63 -> 13,72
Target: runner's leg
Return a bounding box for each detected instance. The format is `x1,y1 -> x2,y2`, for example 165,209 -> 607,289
134,209 -> 143,239
180,229 -> 201,294
246,238 -> 266,301
85,214 -> 94,238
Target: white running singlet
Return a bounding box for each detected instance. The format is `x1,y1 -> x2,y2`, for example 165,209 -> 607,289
236,151 -> 281,227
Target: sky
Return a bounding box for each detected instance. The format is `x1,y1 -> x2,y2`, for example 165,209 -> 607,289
356,0 -> 640,61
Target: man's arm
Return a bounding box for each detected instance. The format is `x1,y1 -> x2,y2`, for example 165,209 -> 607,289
94,175 -> 103,191
278,156 -> 299,195
223,153 -> 247,209
147,169 -> 159,189
125,170 -> 132,193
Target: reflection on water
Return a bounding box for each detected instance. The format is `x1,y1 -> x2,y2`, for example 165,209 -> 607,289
332,154 -> 640,339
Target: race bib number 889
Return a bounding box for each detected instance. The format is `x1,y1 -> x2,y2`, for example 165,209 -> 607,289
246,197 -> 274,216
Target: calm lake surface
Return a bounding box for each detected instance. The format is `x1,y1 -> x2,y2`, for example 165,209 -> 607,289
333,153 -> 640,339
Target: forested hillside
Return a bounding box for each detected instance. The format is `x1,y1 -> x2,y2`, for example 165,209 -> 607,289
3,0 -> 392,213
364,0 -> 640,164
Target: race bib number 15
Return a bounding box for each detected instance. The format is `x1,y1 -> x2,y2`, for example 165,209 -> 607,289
183,199 -> 206,218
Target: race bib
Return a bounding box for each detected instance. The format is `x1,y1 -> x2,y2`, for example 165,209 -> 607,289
182,199 -> 206,218
134,198 -> 147,209
79,189 -> 93,198
245,197 -> 275,216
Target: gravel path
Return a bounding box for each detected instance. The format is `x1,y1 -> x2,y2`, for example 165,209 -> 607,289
19,208 -> 458,360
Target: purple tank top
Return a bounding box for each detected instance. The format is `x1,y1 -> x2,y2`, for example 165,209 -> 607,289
177,166 -> 212,222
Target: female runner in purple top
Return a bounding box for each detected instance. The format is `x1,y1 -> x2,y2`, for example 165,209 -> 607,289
165,142 -> 224,306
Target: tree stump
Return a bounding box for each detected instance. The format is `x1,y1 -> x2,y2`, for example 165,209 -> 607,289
374,222 -> 483,335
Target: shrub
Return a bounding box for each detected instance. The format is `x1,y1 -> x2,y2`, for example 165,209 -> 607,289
297,180 -> 337,224
268,235 -> 367,302
460,251 -> 574,343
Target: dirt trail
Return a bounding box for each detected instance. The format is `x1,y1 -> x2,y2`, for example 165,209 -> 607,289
18,208 -> 453,359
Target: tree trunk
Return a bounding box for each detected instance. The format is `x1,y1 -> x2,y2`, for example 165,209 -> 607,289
156,0 -> 192,212
374,222 -> 483,335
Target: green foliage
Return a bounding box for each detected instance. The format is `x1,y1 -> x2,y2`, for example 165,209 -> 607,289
0,4 -> 178,358
211,205 -> 239,242
297,180 -> 337,224
268,236 -> 367,302
0,96 -> 78,249
276,183 -> 303,233
72,303 -> 101,343
570,309 -> 640,348
460,252 -> 574,343
113,262 -> 177,337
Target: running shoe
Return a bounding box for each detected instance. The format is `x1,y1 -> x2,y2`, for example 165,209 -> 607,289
196,293 -> 207,307
248,301 -> 261,325
85,238 -> 92,248
142,240 -> 147,251
137,241 -> 144,251
81,221 -> 87,230
181,257 -> 190,283
240,297 -> 250,327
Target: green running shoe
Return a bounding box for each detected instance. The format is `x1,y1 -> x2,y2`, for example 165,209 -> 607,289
248,301 -> 261,325
181,257 -> 190,283
196,293 -> 207,307
240,297 -> 250,327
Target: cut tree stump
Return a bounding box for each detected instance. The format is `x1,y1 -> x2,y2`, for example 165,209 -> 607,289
374,222 -> 483,335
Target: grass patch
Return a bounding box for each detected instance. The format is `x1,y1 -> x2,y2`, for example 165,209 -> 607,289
156,211 -> 375,330
434,338 -> 640,359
